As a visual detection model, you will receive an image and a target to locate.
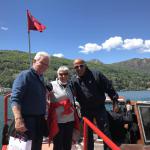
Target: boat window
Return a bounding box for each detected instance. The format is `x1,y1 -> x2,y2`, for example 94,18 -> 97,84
105,103 -> 113,111
137,104 -> 150,144
105,102 -> 126,112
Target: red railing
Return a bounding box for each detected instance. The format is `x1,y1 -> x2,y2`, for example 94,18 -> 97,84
2,93 -> 11,150
83,117 -> 121,150
4,93 -> 11,125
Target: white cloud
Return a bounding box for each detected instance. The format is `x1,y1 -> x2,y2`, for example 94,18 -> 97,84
142,49 -> 150,52
78,36 -> 150,54
1,26 -> 8,31
53,53 -> 64,58
79,43 -> 102,54
102,36 -> 123,51
122,38 -> 143,50
141,40 -> 150,52
144,40 -> 150,49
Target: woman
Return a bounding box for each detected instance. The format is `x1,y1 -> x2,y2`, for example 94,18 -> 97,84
49,66 -> 75,150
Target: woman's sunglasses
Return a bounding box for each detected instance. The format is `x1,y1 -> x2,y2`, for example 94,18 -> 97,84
59,73 -> 69,76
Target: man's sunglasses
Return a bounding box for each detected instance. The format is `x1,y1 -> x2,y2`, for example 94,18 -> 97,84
74,64 -> 85,69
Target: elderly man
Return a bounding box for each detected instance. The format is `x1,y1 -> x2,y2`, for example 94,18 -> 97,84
71,58 -> 119,150
10,51 -> 50,150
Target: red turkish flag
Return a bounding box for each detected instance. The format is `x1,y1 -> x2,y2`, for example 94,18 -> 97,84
27,10 -> 46,32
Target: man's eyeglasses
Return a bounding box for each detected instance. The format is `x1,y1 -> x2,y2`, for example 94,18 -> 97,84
74,64 -> 85,69
37,61 -> 49,67
59,73 -> 69,76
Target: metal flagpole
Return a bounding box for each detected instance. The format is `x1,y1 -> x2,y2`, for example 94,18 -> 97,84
28,31 -> 32,67
27,9 -> 46,67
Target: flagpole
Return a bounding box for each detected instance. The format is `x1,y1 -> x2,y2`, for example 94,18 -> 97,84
27,9 -> 46,67
28,31 -> 32,67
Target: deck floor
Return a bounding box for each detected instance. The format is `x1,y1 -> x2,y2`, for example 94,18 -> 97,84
42,142 -> 104,150
42,143 -> 53,150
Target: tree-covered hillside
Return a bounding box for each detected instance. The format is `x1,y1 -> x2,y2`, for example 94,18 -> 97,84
0,50 -> 150,91
111,58 -> 150,74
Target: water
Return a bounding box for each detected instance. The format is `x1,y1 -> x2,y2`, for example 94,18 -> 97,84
0,90 -> 150,148
118,90 -> 150,101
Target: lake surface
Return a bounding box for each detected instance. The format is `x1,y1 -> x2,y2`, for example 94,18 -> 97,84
0,90 -> 150,148
118,90 -> 150,101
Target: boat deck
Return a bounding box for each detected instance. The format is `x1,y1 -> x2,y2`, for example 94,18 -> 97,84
42,143 -> 53,150
42,142 -> 104,150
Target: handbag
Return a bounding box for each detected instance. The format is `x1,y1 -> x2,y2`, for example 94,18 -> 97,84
8,136 -> 32,150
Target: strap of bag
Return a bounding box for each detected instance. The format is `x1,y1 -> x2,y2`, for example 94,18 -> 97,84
69,84 -> 81,119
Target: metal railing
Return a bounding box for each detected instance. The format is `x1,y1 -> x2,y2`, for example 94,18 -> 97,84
4,93 -> 11,125
83,117 -> 121,150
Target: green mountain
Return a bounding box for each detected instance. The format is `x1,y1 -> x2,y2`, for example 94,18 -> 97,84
111,58 -> 150,74
0,50 -> 150,91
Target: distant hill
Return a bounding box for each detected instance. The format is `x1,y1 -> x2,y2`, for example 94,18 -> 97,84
111,58 -> 150,74
0,50 -> 150,91
88,59 -> 103,64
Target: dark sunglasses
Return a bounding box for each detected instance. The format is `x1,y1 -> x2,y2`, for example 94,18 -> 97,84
74,64 -> 85,69
59,73 -> 69,76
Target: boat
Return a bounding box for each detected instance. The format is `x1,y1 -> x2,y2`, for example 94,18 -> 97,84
105,96 -> 150,149
1,93 -> 150,150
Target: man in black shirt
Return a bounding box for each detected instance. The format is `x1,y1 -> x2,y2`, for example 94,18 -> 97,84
71,59 -> 119,150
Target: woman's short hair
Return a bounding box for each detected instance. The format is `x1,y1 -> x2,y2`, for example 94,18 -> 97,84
57,66 -> 69,75
34,51 -> 50,61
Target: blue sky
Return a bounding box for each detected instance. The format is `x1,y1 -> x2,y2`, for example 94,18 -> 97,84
0,0 -> 150,64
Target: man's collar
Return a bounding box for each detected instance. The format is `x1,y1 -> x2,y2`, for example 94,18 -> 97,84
31,67 -> 43,76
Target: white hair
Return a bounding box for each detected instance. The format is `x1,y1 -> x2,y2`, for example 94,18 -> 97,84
34,51 -> 50,60
57,66 -> 69,75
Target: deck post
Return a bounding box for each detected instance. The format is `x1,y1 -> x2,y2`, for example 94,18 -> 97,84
83,121 -> 88,150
